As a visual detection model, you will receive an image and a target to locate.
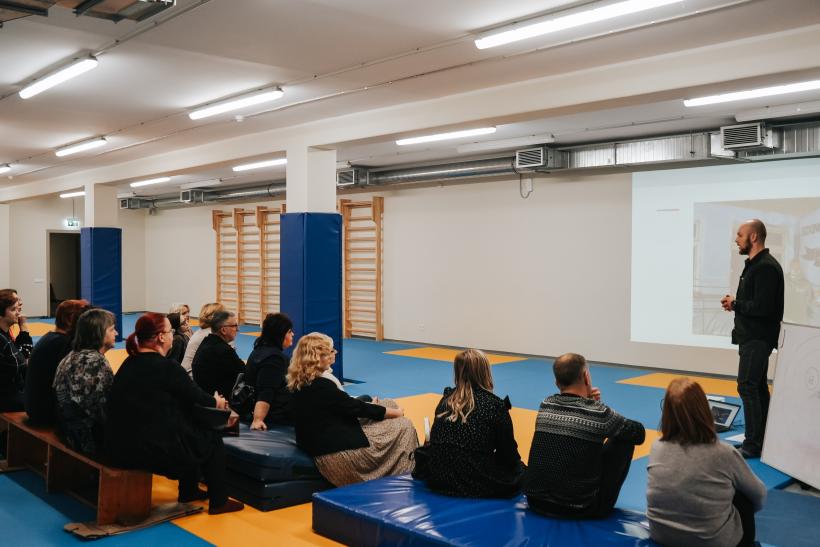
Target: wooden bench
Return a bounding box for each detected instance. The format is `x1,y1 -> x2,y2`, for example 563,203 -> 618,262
0,411 -> 152,525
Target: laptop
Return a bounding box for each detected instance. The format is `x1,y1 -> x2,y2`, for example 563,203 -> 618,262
708,400 -> 741,433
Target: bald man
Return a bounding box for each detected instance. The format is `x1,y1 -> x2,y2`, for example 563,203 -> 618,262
721,219 -> 783,459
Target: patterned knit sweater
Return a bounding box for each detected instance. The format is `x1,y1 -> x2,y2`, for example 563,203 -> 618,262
525,393 -> 645,509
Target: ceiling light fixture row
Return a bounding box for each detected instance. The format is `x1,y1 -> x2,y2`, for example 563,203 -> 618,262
59,191 -> 85,199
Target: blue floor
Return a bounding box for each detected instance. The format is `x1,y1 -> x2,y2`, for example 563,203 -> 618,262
8,313 -> 810,546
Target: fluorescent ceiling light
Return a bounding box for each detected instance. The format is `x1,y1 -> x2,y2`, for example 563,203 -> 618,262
684,79 -> 820,107
0,164 -> 10,174
735,99 -> 820,123
55,137 -> 107,157
397,127 -> 497,146
19,56 -> 98,99
59,191 -> 85,199
189,87 -> 284,120
130,176 -> 171,188
232,158 -> 288,172
457,133 -> 555,153
475,0 -> 683,49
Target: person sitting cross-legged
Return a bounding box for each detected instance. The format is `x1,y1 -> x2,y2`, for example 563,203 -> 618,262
413,348 -> 525,498
525,352 -> 645,518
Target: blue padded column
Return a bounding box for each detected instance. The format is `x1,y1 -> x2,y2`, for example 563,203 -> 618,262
281,213 -> 344,380
80,227 -> 123,341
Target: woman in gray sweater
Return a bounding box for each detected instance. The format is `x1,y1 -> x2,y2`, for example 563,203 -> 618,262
647,378 -> 766,547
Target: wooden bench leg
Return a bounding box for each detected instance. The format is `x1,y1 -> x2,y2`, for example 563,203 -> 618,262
7,425 -> 48,474
96,468 -> 152,525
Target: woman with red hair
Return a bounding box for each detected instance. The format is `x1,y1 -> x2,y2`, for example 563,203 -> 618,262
647,378 -> 766,547
105,312 -> 243,515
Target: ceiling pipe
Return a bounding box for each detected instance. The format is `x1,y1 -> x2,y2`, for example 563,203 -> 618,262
368,157 -> 516,185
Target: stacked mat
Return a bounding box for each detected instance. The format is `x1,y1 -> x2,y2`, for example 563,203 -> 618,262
313,475 -> 658,546
223,424 -> 331,511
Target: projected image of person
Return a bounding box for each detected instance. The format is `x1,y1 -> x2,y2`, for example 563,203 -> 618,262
720,219 -> 784,459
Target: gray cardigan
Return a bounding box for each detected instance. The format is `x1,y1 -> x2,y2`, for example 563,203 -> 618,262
647,440 -> 766,547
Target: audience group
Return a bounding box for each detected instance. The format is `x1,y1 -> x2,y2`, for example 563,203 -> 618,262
0,290 -> 768,544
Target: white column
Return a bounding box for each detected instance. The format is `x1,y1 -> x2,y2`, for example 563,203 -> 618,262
0,204 -> 9,287
83,183 -> 119,227
286,146 -> 337,212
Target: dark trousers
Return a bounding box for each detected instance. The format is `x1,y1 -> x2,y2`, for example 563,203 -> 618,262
178,439 -> 228,506
733,490 -> 756,547
528,438 -> 636,519
737,340 -> 772,454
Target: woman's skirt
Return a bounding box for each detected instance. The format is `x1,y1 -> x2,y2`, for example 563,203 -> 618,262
314,399 -> 418,486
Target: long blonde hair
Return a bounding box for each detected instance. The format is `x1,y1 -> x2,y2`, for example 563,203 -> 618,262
287,332 -> 333,391
438,349 -> 493,424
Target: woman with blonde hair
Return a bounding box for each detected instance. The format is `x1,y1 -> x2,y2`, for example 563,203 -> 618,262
180,302 -> 225,376
169,303 -> 193,339
289,332 -> 418,486
413,349 -> 524,497
647,378 -> 766,547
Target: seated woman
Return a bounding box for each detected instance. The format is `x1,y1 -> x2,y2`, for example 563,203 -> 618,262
0,289 -> 33,412
414,349 -> 525,498
25,299 -> 90,424
180,302 -> 225,376
289,332 -> 418,486
647,378 -> 766,547
52,308 -> 116,455
105,312 -> 244,515
169,303 -> 194,340
246,313 -> 294,429
165,312 -> 189,365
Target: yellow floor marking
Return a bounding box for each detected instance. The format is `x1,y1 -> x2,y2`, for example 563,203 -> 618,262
386,347 -> 526,365
106,349 -> 129,374
240,331 -> 261,337
619,372 -> 742,398
634,429 -> 661,460
21,322 -> 54,337
189,319 -> 200,327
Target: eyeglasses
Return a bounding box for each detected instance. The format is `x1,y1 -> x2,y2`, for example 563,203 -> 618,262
223,323 -> 239,329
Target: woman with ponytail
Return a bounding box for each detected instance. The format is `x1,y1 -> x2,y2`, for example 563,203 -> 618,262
413,349 -> 525,498
106,312 -> 243,515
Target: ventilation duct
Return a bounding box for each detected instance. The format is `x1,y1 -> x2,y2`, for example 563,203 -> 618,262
515,147 -> 568,170
337,167 -> 369,187
0,0 -> 176,25
737,123 -> 820,161
721,123 -> 779,150
368,157 -> 516,185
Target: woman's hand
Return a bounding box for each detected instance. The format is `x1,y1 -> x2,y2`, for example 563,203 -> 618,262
384,407 -> 404,419
250,418 -> 267,431
227,410 -> 239,428
214,393 -> 228,409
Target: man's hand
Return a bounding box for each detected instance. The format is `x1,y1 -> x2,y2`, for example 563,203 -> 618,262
589,387 -> 601,401
720,294 -> 735,311
250,418 -> 267,431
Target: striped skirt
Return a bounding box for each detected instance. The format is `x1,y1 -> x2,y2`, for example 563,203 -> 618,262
314,399 -> 418,487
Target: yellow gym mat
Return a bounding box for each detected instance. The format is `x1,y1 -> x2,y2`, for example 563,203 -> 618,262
618,372 -> 740,398
107,349 -> 129,374
20,322 -> 54,337
386,347 -> 526,365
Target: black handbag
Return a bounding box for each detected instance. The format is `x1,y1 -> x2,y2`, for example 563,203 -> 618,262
230,372 -> 256,416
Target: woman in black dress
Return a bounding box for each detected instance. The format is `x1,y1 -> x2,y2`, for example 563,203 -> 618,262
105,312 -> 243,515
414,348 -> 525,498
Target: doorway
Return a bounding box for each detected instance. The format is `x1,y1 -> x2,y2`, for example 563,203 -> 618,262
48,232 -> 81,316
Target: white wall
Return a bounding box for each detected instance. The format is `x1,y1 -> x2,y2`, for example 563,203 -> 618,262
0,204 -> 9,289
8,196 -> 146,316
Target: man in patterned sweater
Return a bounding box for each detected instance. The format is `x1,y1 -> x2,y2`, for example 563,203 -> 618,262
525,352 -> 645,518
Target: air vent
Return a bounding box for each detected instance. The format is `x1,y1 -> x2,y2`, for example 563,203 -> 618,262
119,197 -> 151,210
337,167 -> 369,187
516,147 -> 545,169
721,123 -> 779,150
179,189 -> 205,203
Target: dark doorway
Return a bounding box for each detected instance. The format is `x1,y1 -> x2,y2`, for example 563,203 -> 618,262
48,232 -> 81,316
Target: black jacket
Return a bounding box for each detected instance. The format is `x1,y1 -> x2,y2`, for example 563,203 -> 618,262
0,328 -> 33,411
732,249 -> 784,349
245,343 -> 292,424
292,376 -> 386,457
191,333 -> 245,398
416,386 -> 525,498
105,351 -> 220,476
24,331 -> 71,425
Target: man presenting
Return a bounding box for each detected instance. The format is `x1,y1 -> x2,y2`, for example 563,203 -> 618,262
721,219 -> 784,459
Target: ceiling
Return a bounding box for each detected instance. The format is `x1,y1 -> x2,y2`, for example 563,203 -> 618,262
1,0 -> 820,198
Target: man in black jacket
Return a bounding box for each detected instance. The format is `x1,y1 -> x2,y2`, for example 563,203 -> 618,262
191,310 -> 245,399
721,219 -> 784,459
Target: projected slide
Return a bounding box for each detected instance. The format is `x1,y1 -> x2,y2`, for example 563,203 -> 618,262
632,157 -> 820,349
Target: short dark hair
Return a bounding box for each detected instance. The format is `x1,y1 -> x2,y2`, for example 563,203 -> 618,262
167,312 -> 181,332
73,309 -> 116,351
255,312 -> 293,349
0,289 -> 18,316
210,310 -> 234,331
55,299 -> 91,333
553,353 -> 587,388
748,218 -> 767,243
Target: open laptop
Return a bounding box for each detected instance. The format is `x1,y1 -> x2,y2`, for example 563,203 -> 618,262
708,400 -> 741,433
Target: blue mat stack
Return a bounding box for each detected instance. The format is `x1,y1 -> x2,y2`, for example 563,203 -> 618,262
223,424 -> 331,511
